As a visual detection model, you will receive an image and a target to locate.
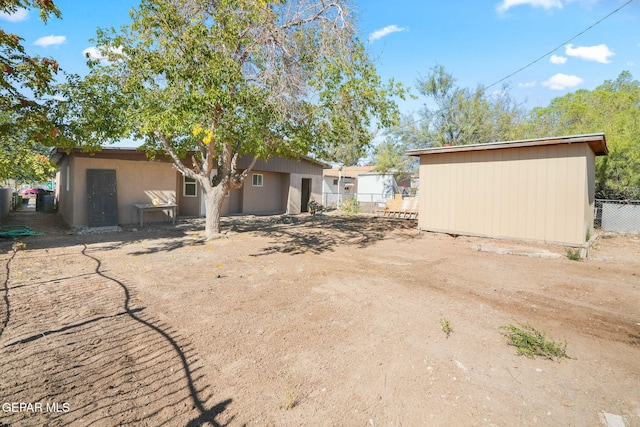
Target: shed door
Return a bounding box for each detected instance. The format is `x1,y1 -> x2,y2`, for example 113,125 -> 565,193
87,169 -> 118,227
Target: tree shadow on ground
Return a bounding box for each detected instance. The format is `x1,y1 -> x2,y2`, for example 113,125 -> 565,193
226,214 -> 420,256
0,209 -> 419,257
0,208 -> 207,254
0,243 -> 232,426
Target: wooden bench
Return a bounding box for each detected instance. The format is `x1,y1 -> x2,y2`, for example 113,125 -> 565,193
134,203 -> 177,226
375,195 -> 419,219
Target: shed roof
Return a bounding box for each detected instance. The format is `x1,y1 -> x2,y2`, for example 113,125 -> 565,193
406,133 -> 608,157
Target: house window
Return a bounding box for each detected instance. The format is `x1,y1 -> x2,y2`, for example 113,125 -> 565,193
184,177 -> 197,197
252,173 -> 263,187
333,179 -> 338,186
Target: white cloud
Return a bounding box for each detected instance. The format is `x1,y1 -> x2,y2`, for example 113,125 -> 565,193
34,35 -> 66,47
550,54 -> 567,64
542,73 -> 583,90
83,46 -> 124,62
83,47 -> 103,61
368,25 -> 407,43
565,43 -> 614,63
496,0 -> 562,13
0,8 -> 29,22
518,81 -> 536,88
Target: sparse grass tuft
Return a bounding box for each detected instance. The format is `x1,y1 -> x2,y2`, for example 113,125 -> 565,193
281,390 -> 298,410
565,248 -> 582,261
340,198 -> 360,215
439,316 -> 453,338
501,323 -> 573,361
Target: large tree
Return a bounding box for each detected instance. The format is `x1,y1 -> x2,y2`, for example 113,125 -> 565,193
57,0 -> 402,238
1,0 -> 61,181
529,71 -> 640,199
372,65 -> 525,176
416,65 -> 525,146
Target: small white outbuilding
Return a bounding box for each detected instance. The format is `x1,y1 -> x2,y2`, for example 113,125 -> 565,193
407,133 -> 608,246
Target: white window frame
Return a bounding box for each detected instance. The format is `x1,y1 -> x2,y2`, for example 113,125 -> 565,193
183,176 -> 197,197
252,173 -> 263,187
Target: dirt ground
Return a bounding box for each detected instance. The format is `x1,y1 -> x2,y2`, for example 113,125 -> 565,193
0,208 -> 639,427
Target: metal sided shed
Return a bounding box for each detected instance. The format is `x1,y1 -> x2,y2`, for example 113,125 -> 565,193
407,134 -> 608,246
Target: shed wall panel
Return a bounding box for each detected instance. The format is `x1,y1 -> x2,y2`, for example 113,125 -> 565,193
418,144 -> 590,245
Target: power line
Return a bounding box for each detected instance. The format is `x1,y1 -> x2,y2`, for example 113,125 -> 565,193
486,0 -> 636,90
388,0 -> 637,135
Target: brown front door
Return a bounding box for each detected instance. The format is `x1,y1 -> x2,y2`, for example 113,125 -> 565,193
87,169 -> 118,227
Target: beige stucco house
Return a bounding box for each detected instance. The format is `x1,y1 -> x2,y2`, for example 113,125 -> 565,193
407,134 -> 608,246
51,148 -> 325,228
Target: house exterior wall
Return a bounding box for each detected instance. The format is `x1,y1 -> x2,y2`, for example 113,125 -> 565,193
64,156 -> 176,227
356,173 -> 395,202
417,143 -> 594,246
288,173 -> 322,214
176,174 -> 201,217
54,149 -> 326,226
224,188 -> 242,215
242,171 -> 286,214
322,176 -> 336,195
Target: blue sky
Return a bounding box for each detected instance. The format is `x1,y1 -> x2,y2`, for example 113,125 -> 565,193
2,0 -> 639,117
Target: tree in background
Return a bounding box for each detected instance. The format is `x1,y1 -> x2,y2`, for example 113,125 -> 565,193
0,0 -> 61,182
416,65 -> 526,147
529,71 -> 640,199
0,112 -> 56,182
371,112 -> 426,185
372,65 -> 525,178
57,0 -> 402,238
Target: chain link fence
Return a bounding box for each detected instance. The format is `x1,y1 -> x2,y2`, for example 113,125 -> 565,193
322,192 -> 415,214
595,199 -> 640,234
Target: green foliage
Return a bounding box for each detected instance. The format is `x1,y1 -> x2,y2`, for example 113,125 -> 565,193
565,248 -> 582,261
373,137 -> 415,174
0,0 -> 62,153
0,112 -> 56,182
374,65 -> 526,176
439,316 -> 453,338
501,323 -> 573,361
339,197 -> 360,215
528,71 -> 640,199
372,111 -> 425,175
59,0 -> 403,237
416,65 -> 527,147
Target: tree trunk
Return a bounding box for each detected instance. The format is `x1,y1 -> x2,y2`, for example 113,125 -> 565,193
202,181 -> 227,239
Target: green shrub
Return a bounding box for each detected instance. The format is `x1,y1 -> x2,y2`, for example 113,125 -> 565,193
501,323 -> 573,361
340,197 -> 360,215
565,248 -> 582,261
439,316 -> 453,338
